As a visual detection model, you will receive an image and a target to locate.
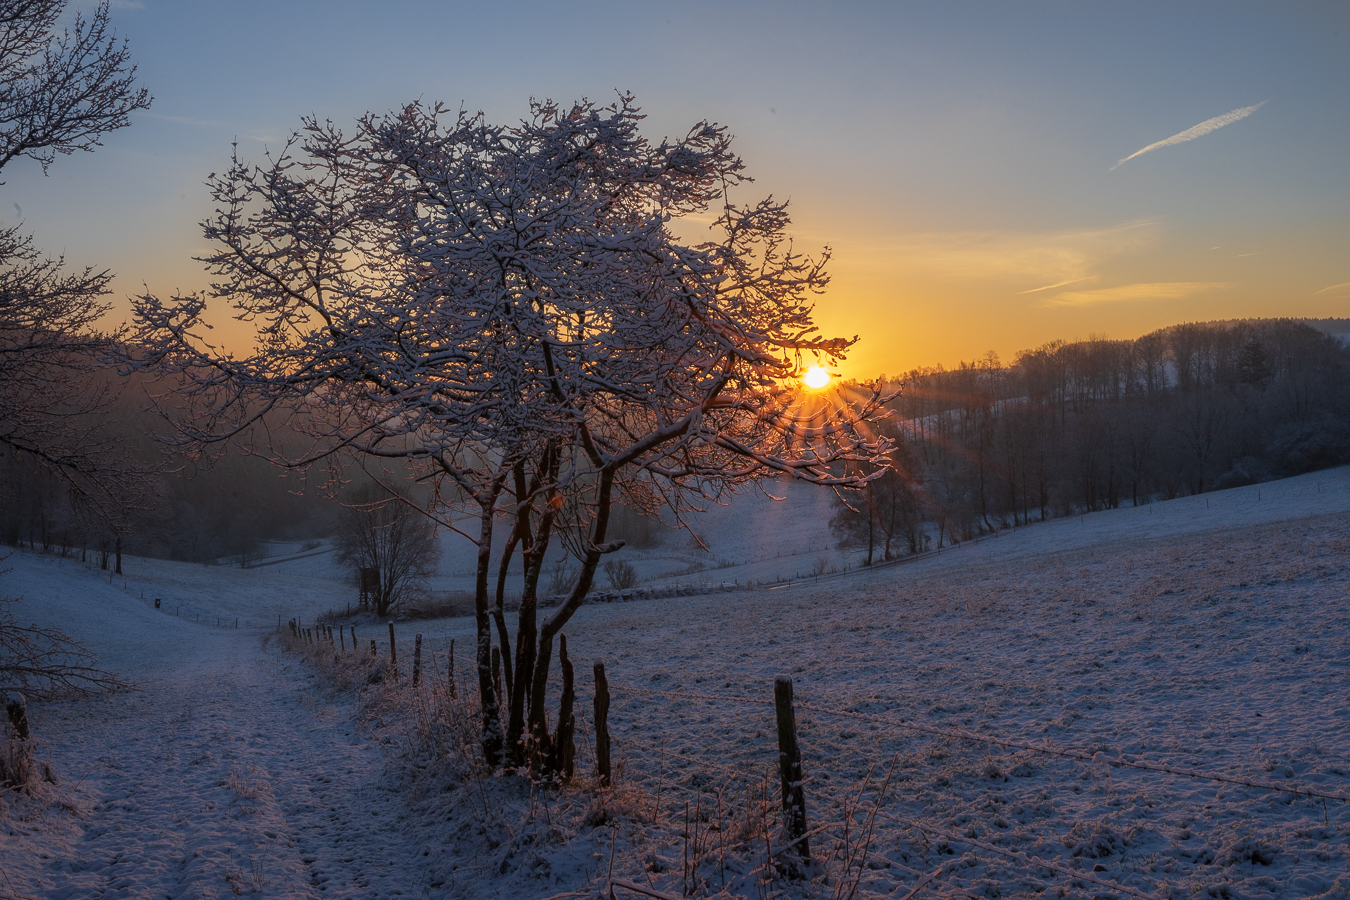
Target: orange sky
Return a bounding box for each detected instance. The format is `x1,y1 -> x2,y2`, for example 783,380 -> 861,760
6,3 -> 1347,380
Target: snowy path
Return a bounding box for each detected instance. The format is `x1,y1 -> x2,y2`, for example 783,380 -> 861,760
2,558 -> 433,898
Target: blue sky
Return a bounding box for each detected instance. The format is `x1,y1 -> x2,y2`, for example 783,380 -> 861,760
10,1 -> 1349,376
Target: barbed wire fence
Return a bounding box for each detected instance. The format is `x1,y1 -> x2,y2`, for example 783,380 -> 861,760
576,673 -> 1347,900
273,618 -> 1346,900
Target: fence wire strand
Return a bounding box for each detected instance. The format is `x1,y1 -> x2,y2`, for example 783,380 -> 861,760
610,682 -> 1350,803
880,809 -> 1163,900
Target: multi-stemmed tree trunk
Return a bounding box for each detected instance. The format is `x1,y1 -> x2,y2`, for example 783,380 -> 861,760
132,95 -> 892,774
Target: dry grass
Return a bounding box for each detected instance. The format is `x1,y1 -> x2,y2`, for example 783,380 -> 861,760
272,620 -> 911,897
0,731 -> 33,795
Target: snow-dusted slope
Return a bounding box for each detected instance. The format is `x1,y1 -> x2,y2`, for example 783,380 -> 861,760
1,466 -> 1347,898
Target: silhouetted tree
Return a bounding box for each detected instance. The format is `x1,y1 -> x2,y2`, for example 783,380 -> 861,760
131,95 -> 891,771
0,1 -> 149,707
0,0 -> 151,528
334,487 -> 438,617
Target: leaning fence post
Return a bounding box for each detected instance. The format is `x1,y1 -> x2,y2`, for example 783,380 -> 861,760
5,692 -> 29,742
339,626 -> 345,651
774,675 -> 810,863
593,660 -> 611,787
388,622 -> 398,676
350,625 -> 356,653
413,633 -> 423,687
370,639 -> 377,657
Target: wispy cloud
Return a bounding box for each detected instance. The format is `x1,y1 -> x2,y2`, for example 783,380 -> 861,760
1314,282 -> 1350,296
1042,281 -> 1230,308
849,220 -> 1160,289
1111,101 -> 1267,171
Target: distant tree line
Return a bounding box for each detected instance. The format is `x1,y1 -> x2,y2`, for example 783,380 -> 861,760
0,372 -> 338,565
831,318 -> 1350,562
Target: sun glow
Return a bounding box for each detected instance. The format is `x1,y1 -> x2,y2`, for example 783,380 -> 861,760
802,366 -> 831,390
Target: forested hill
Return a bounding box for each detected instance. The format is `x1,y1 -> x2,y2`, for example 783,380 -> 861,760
5,316 -> 1350,569
1300,317 -> 1350,336
832,317 -> 1350,561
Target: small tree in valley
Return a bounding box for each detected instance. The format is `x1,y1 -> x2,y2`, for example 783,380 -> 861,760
333,486 -> 439,617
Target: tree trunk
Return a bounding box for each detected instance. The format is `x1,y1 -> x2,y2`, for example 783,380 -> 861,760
506,451 -> 559,768
548,633 -> 575,782
528,470 -> 615,760
473,501 -> 503,768
492,533 -> 517,700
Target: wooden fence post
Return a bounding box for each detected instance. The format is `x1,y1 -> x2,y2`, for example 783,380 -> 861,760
370,639 -> 377,657
349,625 -> 356,652
388,622 -> 398,676
339,626 -> 345,651
593,660 -> 611,787
774,675 -> 809,863
413,633 -> 423,687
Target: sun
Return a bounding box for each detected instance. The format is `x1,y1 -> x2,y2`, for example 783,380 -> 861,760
802,365 -> 831,390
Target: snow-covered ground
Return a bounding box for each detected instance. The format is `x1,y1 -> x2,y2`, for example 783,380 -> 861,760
2,467 -> 1348,898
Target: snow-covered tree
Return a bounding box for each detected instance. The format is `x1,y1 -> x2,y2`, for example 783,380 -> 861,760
0,1 -> 148,713
132,95 -> 892,770
0,0 -> 151,531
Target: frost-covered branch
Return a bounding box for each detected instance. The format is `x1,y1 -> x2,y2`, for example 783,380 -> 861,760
0,597 -> 131,699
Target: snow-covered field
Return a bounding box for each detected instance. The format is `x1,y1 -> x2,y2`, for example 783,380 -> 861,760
2,467 -> 1348,898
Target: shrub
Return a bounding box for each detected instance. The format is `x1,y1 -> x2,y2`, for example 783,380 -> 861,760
602,559 -> 639,590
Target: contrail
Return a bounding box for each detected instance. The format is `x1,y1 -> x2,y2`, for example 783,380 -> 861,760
1017,276 -> 1096,295
1111,101 -> 1266,171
